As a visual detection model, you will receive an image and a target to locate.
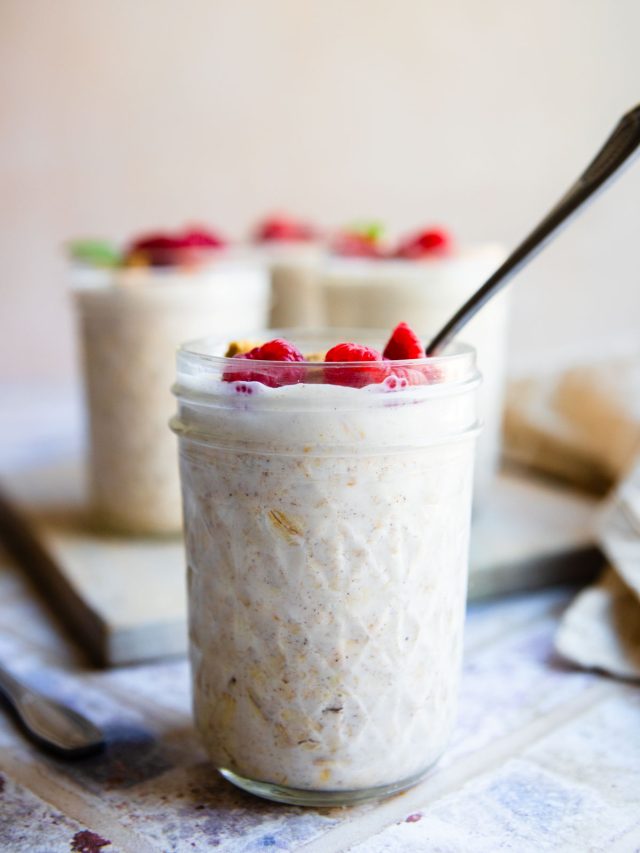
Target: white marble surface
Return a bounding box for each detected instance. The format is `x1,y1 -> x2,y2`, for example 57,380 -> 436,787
0,383 -> 84,475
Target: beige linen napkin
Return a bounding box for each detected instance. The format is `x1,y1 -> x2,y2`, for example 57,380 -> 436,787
503,354 -> 640,679
504,353 -> 640,494
555,458 -> 640,680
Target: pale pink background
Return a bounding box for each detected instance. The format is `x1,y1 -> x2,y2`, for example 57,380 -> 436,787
1,0 -> 639,382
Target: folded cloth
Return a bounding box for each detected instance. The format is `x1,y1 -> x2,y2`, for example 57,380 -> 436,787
553,357 -> 640,482
555,457 -> 640,680
598,458 -> 640,597
504,377 -> 613,494
504,354 -> 640,680
504,353 -> 640,494
555,567 -> 640,680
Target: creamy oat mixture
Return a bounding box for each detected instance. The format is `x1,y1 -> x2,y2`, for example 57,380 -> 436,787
173,350 -> 479,791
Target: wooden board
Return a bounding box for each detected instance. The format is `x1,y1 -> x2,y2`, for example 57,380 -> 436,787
468,471 -> 602,599
0,458 -> 602,667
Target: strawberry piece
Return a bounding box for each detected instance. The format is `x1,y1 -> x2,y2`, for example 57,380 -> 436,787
324,342 -> 388,388
383,322 -> 425,360
255,215 -> 316,242
394,227 -> 451,260
223,338 -> 305,387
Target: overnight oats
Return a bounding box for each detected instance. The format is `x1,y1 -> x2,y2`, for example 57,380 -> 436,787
252,214 -> 326,329
172,323 -> 481,805
72,227 -> 270,535
322,226 -> 508,505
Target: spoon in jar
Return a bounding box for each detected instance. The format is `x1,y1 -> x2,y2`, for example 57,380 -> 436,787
426,103 -> 640,355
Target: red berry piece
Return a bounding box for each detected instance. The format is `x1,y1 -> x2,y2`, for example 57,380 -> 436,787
180,227 -> 227,249
223,338 -> 305,387
128,232 -> 181,252
332,231 -> 385,259
126,232 -> 184,267
126,227 -> 226,267
389,363 -> 443,385
383,322 -> 425,360
255,215 -> 316,242
249,339 -> 305,362
394,227 -> 452,260
324,342 -> 388,387
325,342 -> 381,361
382,322 -> 442,384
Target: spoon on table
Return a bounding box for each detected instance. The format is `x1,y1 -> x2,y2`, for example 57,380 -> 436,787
0,662 -> 105,758
426,103 -> 640,355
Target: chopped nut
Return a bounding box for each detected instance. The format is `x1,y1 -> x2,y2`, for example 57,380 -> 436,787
122,250 -> 150,268
225,339 -> 262,358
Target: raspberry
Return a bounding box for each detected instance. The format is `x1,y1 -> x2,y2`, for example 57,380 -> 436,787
331,225 -> 386,259
126,232 -> 183,267
255,215 -> 316,242
223,338 -> 305,387
180,227 -> 227,249
394,227 -> 451,260
383,322 -> 425,360
126,227 -> 226,267
249,339 -> 305,362
324,342 -> 388,387
128,233 -> 181,252
325,342 -> 380,362
382,323 -> 441,384
389,363 -> 443,385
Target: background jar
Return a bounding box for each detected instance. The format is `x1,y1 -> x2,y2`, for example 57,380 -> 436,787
321,245 -> 508,507
74,259 -> 270,535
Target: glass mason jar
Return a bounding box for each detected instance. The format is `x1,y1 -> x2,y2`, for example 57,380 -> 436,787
73,259 -> 270,535
171,329 -> 480,806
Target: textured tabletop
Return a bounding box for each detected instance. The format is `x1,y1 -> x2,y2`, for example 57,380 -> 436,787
0,387 -> 639,852
1,550 -> 639,853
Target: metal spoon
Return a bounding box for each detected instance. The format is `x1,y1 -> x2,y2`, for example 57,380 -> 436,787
426,103 -> 640,355
0,663 -> 105,757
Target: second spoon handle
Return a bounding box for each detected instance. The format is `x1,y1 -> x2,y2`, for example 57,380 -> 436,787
426,103 -> 640,355
0,664 -> 105,757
